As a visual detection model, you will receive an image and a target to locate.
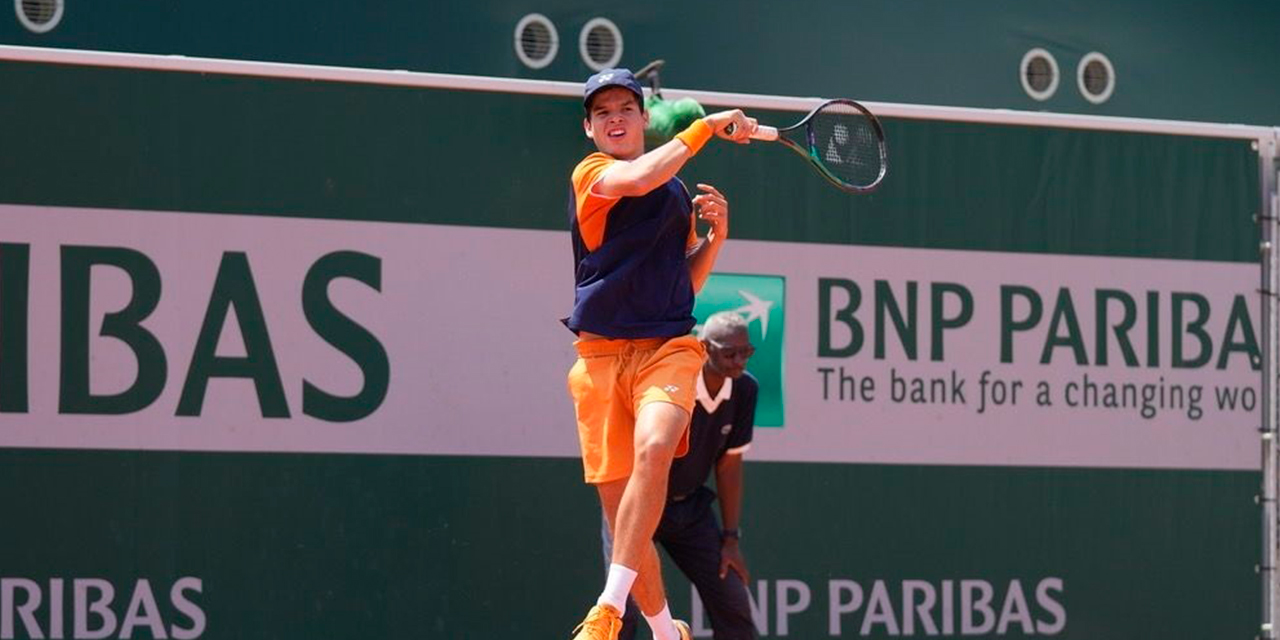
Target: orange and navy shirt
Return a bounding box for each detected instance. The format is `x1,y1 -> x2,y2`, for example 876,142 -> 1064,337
565,152 -> 700,338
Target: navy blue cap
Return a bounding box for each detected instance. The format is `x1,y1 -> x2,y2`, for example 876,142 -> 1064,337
583,68 -> 644,110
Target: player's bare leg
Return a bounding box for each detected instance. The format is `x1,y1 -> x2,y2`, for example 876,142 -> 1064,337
596,401 -> 691,640
609,401 -> 686,611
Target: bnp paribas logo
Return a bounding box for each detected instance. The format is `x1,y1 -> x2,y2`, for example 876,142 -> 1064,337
693,273 -> 786,427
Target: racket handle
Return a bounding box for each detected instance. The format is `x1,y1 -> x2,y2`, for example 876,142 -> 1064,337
723,123 -> 779,141
750,125 -> 779,141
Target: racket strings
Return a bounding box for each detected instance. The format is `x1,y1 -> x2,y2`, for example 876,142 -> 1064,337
809,104 -> 884,189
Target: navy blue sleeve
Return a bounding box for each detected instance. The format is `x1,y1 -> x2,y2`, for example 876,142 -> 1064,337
725,373 -> 758,451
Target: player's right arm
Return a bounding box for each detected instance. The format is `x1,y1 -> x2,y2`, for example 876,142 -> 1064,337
593,110 -> 757,198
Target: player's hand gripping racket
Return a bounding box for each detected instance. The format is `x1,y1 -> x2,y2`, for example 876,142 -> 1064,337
726,99 -> 887,194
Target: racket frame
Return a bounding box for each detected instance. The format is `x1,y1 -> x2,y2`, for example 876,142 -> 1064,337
744,98 -> 888,194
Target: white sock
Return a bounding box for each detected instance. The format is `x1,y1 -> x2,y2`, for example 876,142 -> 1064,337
597,564 -> 638,613
645,602 -> 680,640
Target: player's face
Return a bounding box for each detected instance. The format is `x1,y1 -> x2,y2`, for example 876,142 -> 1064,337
704,329 -> 754,379
584,88 -> 647,159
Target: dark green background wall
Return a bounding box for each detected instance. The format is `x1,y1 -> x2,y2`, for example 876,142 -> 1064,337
2,1 -> 1278,124
0,61 -> 1263,638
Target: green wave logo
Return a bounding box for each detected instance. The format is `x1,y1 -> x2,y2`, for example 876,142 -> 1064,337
693,273 -> 786,427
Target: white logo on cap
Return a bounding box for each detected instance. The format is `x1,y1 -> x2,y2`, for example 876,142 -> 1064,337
597,73 -> 614,83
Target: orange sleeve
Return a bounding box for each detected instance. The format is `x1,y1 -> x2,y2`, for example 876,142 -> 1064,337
571,153 -> 621,252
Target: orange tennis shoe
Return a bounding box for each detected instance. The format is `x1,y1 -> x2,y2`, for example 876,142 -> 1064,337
571,604 -> 622,640
674,619 -> 693,640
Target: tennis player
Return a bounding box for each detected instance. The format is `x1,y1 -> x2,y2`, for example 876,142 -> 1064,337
565,67 -> 756,640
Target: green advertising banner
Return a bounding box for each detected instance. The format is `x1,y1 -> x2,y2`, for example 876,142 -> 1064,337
693,274 -> 786,427
0,56 -> 1265,639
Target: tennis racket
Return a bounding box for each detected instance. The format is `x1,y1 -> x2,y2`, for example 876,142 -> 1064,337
726,99 -> 887,193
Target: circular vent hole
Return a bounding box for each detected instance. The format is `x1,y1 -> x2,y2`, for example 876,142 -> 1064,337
1019,48 -> 1059,101
514,14 -> 559,69
1025,58 -> 1053,92
1081,62 -> 1108,93
1078,52 -> 1115,104
16,0 -> 63,33
580,18 -> 623,71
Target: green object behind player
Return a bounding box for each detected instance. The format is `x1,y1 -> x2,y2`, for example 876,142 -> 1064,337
644,95 -> 707,147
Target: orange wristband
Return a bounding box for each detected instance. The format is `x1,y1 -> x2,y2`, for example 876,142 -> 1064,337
675,118 -> 714,156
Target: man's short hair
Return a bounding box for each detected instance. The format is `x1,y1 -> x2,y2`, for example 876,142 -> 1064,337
699,312 -> 748,341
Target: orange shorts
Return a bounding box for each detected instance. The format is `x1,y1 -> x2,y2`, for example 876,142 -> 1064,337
567,335 -> 705,484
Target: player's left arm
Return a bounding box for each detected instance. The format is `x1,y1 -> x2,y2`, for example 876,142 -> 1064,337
687,183 -> 729,292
